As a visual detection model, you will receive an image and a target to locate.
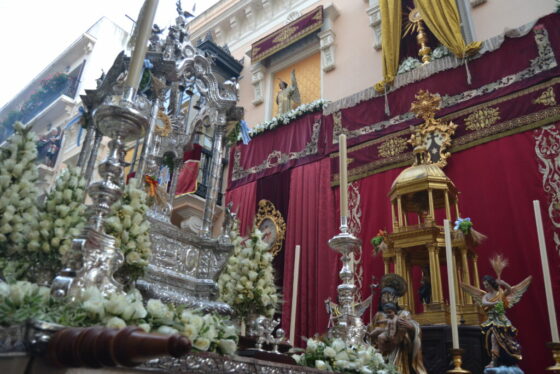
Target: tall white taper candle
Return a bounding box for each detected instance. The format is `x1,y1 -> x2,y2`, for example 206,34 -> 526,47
444,219 -> 460,349
533,200 -> 560,343
339,134 -> 348,219
289,245 -> 301,346
125,0 -> 159,92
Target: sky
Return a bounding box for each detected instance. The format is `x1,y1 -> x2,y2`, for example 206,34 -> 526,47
0,0 -> 220,108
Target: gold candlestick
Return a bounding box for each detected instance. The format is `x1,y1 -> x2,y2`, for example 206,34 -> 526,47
404,8 -> 431,65
447,348 -> 470,374
547,342 -> 560,372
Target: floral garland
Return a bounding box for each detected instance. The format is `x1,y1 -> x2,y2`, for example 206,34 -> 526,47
397,45 -> 451,75
293,337 -> 398,374
217,222 -> 280,318
0,280 -> 238,355
239,99 -> 328,141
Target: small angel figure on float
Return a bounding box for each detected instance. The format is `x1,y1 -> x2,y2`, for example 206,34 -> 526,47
461,255 -> 532,373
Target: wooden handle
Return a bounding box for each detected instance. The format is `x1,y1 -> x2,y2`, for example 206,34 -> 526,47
47,326 -> 191,368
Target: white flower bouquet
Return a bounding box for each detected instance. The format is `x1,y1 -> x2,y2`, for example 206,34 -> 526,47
105,178 -> 152,284
218,223 -> 280,319
293,337 -> 398,374
0,281 -> 239,356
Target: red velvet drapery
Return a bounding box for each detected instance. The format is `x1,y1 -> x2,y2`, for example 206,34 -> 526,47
281,158 -> 338,347
225,181 -> 257,236
348,127 -> 560,373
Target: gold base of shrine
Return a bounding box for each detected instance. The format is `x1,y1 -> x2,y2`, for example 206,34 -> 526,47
413,303 -> 483,326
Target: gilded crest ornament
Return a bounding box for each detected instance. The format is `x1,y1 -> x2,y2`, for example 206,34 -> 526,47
378,136 -> 408,158
409,90 -> 457,167
255,199 -> 286,256
154,110 -> 172,137
464,107 -> 501,131
533,87 -> 556,107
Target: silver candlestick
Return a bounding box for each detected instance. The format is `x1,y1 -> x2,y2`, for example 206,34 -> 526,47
51,96 -> 150,300
327,216 -> 367,346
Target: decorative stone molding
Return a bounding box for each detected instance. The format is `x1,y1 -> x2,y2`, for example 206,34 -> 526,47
318,29 -> 336,72
366,1 -> 382,51
251,62 -> 265,105
286,10 -> 302,24
213,25 -> 224,45
318,3 -> 339,72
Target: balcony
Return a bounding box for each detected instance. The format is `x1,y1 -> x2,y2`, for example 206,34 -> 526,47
0,63 -> 84,143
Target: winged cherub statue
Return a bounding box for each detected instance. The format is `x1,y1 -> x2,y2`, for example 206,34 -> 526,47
461,255 -> 532,369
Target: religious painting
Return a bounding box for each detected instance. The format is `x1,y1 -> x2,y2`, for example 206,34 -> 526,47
255,199 -> 286,256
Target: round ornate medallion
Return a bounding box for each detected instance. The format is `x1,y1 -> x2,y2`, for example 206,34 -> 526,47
255,199 -> 286,256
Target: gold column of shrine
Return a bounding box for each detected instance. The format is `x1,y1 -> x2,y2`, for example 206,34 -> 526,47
379,90 -> 483,326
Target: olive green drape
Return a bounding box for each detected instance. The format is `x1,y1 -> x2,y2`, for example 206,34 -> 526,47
374,0 -> 402,93
415,0 -> 481,58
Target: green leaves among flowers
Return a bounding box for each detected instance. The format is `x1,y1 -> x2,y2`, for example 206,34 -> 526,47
454,217 -> 473,235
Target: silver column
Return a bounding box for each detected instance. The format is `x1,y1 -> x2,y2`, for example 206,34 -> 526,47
200,122 -> 226,238
84,129 -> 103,187
135,99 -> 160,183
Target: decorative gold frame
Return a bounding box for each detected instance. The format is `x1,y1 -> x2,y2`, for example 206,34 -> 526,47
154,110 -> 172,137
409,90 -> 458,168
255,199 -> 286,256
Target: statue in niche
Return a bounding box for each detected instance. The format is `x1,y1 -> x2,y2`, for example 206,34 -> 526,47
276,69 -> 301,115
368,274 -> 427,374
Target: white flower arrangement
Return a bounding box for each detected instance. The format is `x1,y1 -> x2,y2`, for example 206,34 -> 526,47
37,167 -> 87,263
0,280 -> 239,356
0,122 -> 40,253
240,99 -> 327,140
105,178 -> 152,284
218,222 -> 280,318
293,338 -> 398,374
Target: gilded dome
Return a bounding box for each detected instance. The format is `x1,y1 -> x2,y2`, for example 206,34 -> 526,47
391,163 -> 448,190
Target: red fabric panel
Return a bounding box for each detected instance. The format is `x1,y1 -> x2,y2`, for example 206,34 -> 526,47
175,160 -> 199,195
350,128 -> 560,373
281,158 -> 338,347
228,113 -> 324,189
183,143 -> 202,161
324,14 -> 560,155
225,181 -> 257,237
446,129 -> 560,374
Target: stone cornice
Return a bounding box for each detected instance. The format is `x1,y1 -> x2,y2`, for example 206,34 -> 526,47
190,0 -> 322,54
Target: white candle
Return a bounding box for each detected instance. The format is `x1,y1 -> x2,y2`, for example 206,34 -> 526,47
339,134 -> 348,219
289,245 -> 301,346
533,200 -> 560,343
444,219 -> 460,349
125,0 -> 159,91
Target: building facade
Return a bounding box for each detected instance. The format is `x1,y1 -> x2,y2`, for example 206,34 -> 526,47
0,17 -> 129,191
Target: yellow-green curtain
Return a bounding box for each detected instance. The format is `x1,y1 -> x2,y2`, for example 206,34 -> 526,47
375,0 -> 402,92
415,0 -> 481,58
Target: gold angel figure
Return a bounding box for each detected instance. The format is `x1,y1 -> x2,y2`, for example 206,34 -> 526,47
461,256 -> 532,369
